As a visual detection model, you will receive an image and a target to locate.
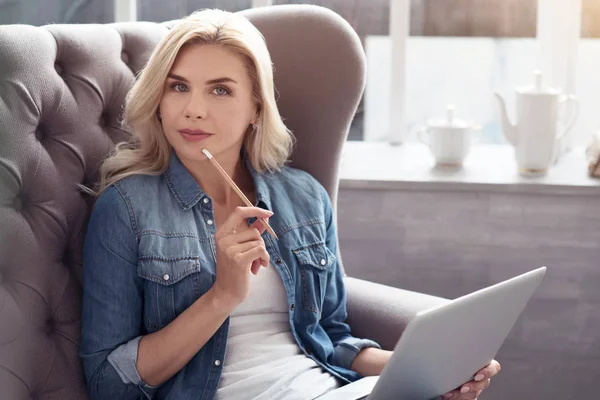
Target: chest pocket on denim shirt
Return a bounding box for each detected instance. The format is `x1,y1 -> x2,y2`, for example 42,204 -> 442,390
292,242 -> 336,316
137,234 -> 213,331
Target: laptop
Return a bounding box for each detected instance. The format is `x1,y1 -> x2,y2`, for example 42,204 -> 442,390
317,267 -> 547,400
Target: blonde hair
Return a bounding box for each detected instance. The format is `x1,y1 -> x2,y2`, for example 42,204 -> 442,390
87,9 -> 294,196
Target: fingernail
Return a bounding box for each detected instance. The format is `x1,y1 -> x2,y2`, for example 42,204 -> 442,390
474,374 -> 485,381
461,386 -> 470,394
265,210 -> 274,215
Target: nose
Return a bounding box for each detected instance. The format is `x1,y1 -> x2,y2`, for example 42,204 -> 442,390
184,94 -> 208,120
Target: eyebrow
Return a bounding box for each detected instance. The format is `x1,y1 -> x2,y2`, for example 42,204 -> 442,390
167,73 -> 238,85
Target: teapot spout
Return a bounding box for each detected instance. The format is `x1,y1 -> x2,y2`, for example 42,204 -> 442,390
494,93 -> 518,147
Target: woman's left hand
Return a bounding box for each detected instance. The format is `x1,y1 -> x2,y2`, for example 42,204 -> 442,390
441,359 -> 501,399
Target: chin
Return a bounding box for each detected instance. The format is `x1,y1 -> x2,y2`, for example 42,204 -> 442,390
169,133 -> 243,161
171,143 -> 209,163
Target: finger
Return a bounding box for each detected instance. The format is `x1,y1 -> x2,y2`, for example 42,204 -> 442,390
250,259 -> 261,275
220,228 -> 263,248
490,359 -> 501,375
464,391 -> 480,399
463,375 -> 491,391
250,217 -> 269,235
479,379 -> 491,391
228,240 -> 264,256
218,206 -> 273,237
477,359 -> 501,379
466,378 -> 491,393
455,380 -> 489,399
239,245 -> 270,268
442,389 -> 461,399
472,361 -> 500,386
443,385 -> 472,400
451,388 -> 478,400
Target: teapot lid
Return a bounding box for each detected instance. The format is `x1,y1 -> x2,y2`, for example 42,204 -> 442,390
428,105 -> 471,129
518,70 -> 561,95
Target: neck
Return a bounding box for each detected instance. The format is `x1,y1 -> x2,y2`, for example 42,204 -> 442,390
178,146 -> 254,207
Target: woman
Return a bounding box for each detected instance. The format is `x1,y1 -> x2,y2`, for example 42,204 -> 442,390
79,9 -> 499,400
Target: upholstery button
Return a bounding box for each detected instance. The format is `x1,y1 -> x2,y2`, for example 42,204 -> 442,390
45,318 -> 55,334
35,127 -> 45,141
13,196 -> 23,211
320,259 -> 326,266
99,113 -> 109,127
214,360 -> 221,366
163,274 -> 169,281
206,219 -> 213,225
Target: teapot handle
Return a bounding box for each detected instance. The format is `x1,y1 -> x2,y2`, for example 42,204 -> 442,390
557,95 -> 580,140
417,127 -> 430,146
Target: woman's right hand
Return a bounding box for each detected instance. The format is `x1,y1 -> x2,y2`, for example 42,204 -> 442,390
212,206 -> 274,307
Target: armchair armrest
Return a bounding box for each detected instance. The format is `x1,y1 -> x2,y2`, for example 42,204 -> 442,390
344,277 -> 450,350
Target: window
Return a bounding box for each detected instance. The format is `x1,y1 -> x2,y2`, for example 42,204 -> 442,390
0,0 -> 114,25
364,0 -> 596,147
137,0 -> 252,22
364,0 -> 540,144
3,0 -> 594,146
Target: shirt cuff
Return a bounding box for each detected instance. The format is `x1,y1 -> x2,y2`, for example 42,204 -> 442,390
107,335 -> 161,394
331,336 -> 382,371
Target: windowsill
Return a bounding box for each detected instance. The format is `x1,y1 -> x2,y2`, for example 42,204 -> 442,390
339,142 -> 600,196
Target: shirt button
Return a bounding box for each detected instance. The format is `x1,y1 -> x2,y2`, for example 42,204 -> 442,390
203,198 -> 210,204
276,258 -> 282,264
163,274 -> 170,281
320,259 -> 327,266
214,360 -> 221,366
290,303 -> 295,311
207,219 -> 214,225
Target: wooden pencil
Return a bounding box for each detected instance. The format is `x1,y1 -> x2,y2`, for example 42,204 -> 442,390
201,148 -> 278,240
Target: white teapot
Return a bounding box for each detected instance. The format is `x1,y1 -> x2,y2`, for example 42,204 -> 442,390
494,70 -> 579,175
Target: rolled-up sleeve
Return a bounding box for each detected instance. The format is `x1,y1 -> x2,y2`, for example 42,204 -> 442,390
317,185 -> 381,373
79,185 -> 159,400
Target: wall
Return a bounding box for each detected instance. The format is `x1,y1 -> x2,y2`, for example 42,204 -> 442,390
338,186 -> 600,399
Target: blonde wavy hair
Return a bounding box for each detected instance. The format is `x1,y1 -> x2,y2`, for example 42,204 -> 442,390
87,9 -> 294,196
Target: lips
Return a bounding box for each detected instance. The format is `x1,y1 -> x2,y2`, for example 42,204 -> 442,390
178,129 -> 213,135
178,129 -> 213,142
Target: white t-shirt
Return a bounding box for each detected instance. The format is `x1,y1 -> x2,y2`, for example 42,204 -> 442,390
214,263 -> 341,400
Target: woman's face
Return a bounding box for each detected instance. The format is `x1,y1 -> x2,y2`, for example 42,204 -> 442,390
159,43 -> 257,163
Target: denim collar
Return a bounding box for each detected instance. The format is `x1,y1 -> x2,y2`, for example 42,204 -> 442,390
164,147 -> 271,211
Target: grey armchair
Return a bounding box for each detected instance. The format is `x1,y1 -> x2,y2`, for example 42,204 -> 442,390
0,5 -> 448,398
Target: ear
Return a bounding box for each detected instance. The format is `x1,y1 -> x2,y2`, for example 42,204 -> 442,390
250,104 -> 261,125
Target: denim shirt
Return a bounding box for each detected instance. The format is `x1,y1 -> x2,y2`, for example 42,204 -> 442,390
79,150 -> 380,400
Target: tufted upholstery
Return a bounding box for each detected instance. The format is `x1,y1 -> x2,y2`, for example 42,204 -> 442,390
0,4 -> 447,399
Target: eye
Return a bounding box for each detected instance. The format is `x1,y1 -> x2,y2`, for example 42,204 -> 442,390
171,83 -> 188,92
211,85 -> 231,96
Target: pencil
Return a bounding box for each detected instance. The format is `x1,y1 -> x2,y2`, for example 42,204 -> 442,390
201,148 -> 278,240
